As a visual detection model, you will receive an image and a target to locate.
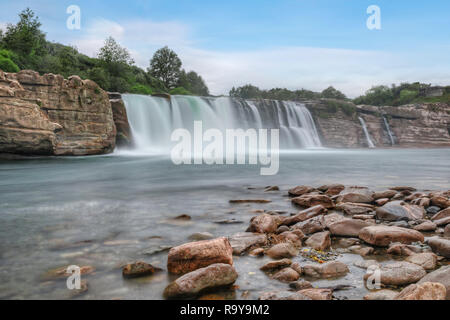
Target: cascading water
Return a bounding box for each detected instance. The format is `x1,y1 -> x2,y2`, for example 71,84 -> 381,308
358,116 -> 375,148
122,94 -> 322,153
383,116 -> 395,146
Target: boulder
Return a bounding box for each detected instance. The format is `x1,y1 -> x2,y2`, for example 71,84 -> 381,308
318,183 -> 345,196
228,232 -> 267,255
364,289 -> 398,300
297,288 -> 333,300
387,243 -> 422,256
293,216 -> 325,235
376,201 -> 425,221
247,214 -> 283,234
418,265 -> 450,299
373,190 -> 397,200
167,237 -> 233,274
163,263 -> 238,298
349,245 -> 374,256
305,231 -> 331,251
364,261 -> 426,286
431,207 -> 450,221
353,260 -> 380,269
272,267 -> 300,282
282,205 -> 327,226
395,282 -> 446,300
431,196 -> 450,209
427,237 -> 450,258
433,216 -> 450,227
260,259 -> 292,271
413,221 -> 437,232
288,185 -> 315,196
259,290 -> 311,300
292,194 -> 334,209
278,231 -> 303,246
389,186 -> 416,192
359,225 -> 424,247
335,202 -> 374,215
328,218 -> 372,237
122,262 -> 161,278
337,186 -> 374,203
375,198 -> 390,206
289,279 -> 313,290
323,213 -> 346,228
266,243 -> 299,259
302,261 -> 349,278
405,253 -> 438,270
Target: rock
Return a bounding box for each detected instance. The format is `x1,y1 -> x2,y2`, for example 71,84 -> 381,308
418,265 -> 450,299
318,183 -> 345,196
375,198 -> 390,206
293,216 -> 325,235
427,206 -> 442,215
431,207 -> 450,221
260,259 -> 292,271
349,245 -> 374,256
266,243 -> 299,259
337,186 -> 374,204
247,214 -> 283,234
174,214 -> 191,220
122,262 -> 161,278
289,279 -> 313,290
358,225 -> 424,247
389,220 -> 410,228
189,232 -> 214,241
163,263 -> 238,298
405,253 -> 437,270
413,221 -> 437,232
364,261 -> 426,286
433,216 -> 450,227
110,98 -> 132,147
387,243 -> 422,256
229,199 -> 271,204
411,197 -> 430,207
335,202 -> 374,215
373,190 -> 397,200
297,288 -> 333,300
353,214 -> 376,220
229,232 -> 267,255
445,224 -> 450,237
0,70 -> 116,156
389,186 -> 417,192
426,237 -> 450,258
43,265 -> 95,280
376,201 -> 425,221
431,196 -> 450,209
167,237 -> 233,274
364,289 -> 398,300
249,248 -> 265,257
288,185 -> 315,196
323,213 -> 346,227
259,290 -> 311,300
282,205 -> 327,226
278,231 -> 303,246
275,225 -> 290,234
305,231 -> 331,251
290,262 -> 303,275
265,186 -> 279,192
272,267 -> 300,282
395,282 -> 446,300
292,194 -> 334,209
336,237 -> 360,248
328,218 -> 372,237
302,261 -> 349,278
353,260 -> 380,269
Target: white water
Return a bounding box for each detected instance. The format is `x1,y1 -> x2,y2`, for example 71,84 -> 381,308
358,116 -> 375,148
122,94 -> 322,152
383,116 -> 395,146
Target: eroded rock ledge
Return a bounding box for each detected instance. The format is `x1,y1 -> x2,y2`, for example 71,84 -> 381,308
0,69 -> 116,156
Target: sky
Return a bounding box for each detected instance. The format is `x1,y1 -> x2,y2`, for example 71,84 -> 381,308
0,0 -> 449,97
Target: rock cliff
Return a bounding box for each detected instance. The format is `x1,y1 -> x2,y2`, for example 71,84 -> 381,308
0,69 -> 116,156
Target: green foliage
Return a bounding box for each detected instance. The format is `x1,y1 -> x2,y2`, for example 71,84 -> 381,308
169,86 -> 192,95
323,99 -> 356,116
130,84 -> 153,95
397,89 -> 418,105
178,70 -> 209,96
321,86 -> 347,99
229,84 -> 263,99
0,55 -> 20,72
149,46 -> 182,89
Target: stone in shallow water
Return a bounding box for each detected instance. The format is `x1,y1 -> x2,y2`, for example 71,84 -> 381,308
426,237 -> 450,258
266,243 -> 299,259
293,215 -> 325,235
335,202 -> 374,215
328,218 -> 373,237
272,267 -> 300,282
260,259 -> 292,271
305,231 -> 331,251
353,259 -> 380,269
289,279 -> 313,290
430,196 -> 450,209
431,207 -> 450,221
282,205 -> 327,226
418,265 -> 450,299
188,232 -> 213,241
291,194 -> 334,209
373,190 -> 397,200
358,225 -> 424,247
229,232 -> 267,255
302,261 -> 349,278
395,282 -> 446,300
413,221 -> 437,232
122,261 -> 161,278
288,185 -> 315,196
376,201 -> 425,221
405,252 -> 437,270
337,186 -> 374,204
246,214 -> 283,234
364,261 -> 426,286
297,288 -> 333,300
364,289 -> 398,300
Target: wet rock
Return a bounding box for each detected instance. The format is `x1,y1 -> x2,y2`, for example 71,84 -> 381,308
247,214 -> 283,234
375,198 -> 390,206
413,221 -> 437,232
278,231 -> 303,246
122,262 -> 162,278
272,267 -> 300,282
167,237 -> 233,274
265,186 -> 279,192
229,232 -> 267,255
229,199 -> 272,204
288,185 -> 315,196
302,261 -> 349,278
353,214 -> 376,220
348,245 -> 374,256
260,259 -> 292,271
373,190 -> 397,200
427,206 -> 442,216
395,282 -> 446,300
376,201 -> 425,221
336,237 -> 360,248
249,248 -> 265,257
389,186 -> 416,192
418,265 -> 450,299
359,225 -> 424,247
282,205 -> 327,226
433,216 -> 450,227
289,279 -> 313,290
389,220 -> 410,228
305,231 -> 331,251
364,261 -> 426,286
43,265 -> 95,280
431,207 -> 450,221
290,262 -> 303,275
163,263 -> 238,298
445,224 -> 450,237
266,243 -> 299,259
411,197 -> 430,207
297,288 -> 333,300
426,237 -> 450,258
189,232 -> 214,241
353,259 -> 380,269
430,196 -> 450,209
276,225 -> 290,234
318,184 -> 345,196
293,216 -> 325,235
337,186 -> 374,204
259,290 -> 311,300
174,214 -> 191,220
364,289 -> 398,300
214,218 -> 243,225
328,218 -> 372,237
405,253 -> 437,270
335,202 -> 374,215
292,194 -> 334,209
387,243 -> 422,256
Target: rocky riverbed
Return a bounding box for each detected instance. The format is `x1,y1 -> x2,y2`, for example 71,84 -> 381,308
37,182 -> 450,300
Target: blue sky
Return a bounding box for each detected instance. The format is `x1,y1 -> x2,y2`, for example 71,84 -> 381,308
0,0 -> 449,96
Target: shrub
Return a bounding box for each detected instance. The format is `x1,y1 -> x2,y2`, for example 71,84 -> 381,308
169,86 -> 192,95
0,56 -> 20,72
130,84 -> 153,95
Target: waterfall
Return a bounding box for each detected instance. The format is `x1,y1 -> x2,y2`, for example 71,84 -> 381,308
358,116 -> 375,148
383,116 -> 395,146
122,94 -> 322,153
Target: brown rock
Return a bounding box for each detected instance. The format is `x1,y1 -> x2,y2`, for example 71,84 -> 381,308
163,263 -> 238,298
445,224 -> 450,237
110,98 -> 132,147
305,231 -> 331,251
122,261 -> 161,278
302,261 -> 349,278
289,279 -> 313,290
375,198 -> 389,206
247,214 -> 283,234
328,218 -> 372,237
318,183 -> 345,196
413,221 -> 437,232
288,185 -> 315,196
431,196 -> 450,209
260,259 -> 292,271
376,201 -> 425,221
335,202 -> 374,215
229,232 -> 267,255
387,243 -> 421,256
167,237 -> 233,274
272,267 -> 300,282
282,205 -> 327,226
389,186 -> 417,192
433,216 -> 450,227
266,243 -> 299,259
418,265 -> 450,299
373,190 -> 397,200
290,262 -> 303,275
349,245 -> 374,256
230,199 -> 271,203
293,215 -> 325,235
337,186 -> 374,203
278,231 -> 303,246
359,225 -> 424,247
431,207 -> 450,221
297,288 -> 333,300
405,253 -> 437,270
427,237 -> 450,258
395,282 -> 446,300
364,261 -> 426,285
292,194 -> 334,209
364,289 -> 398,300
249,248 -> 265,257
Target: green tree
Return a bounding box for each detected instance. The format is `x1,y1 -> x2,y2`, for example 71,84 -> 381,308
148,46 -> 182,89
229,84 -> 262,99
0,49 -> 20,72
321,86 -> 347,100
98,36 -> 134,66
178,69 -> 209,96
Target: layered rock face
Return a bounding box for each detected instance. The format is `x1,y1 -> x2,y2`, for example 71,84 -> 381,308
0,70 -> 116,156
109,92 -> 132,147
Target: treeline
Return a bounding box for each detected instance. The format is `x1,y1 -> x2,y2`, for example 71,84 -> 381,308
0,8 -> 209,96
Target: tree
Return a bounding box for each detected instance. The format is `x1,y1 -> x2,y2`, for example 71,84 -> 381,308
321,86 -> 347,100
229,84 -> 262,99
178,69 -> 209,96
148,46 -> 182,89
98,37 -> 134,66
